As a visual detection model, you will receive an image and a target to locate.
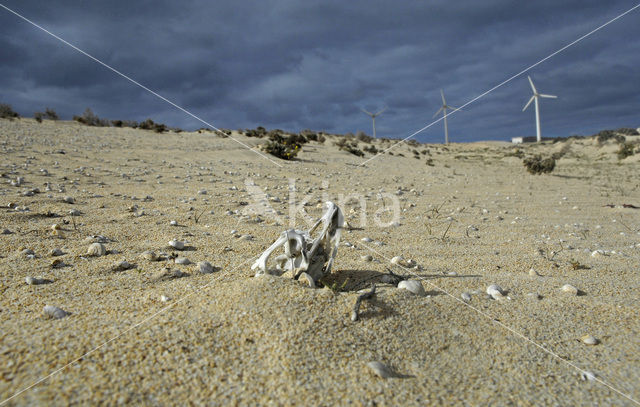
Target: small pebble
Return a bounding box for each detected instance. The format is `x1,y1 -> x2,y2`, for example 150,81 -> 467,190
169,240 -> 185,250
367,361 -> 395,379
49,248 -> 64,257
198,261 -> 214,274
361,255 -> 373,262
1,228 -> 12,234
398,280 -> 426,296
63,196 -> 75,204
22,248 -> 35,256
361,237 -> 373,243
43,305 -> 69,319
87,242 -> 106,257
461,292 -> 471,302
561,284 -> 579,295
160,295 -> 170,302
175,257 -> 191,265
529,268 -> 541,276
526,292 -> 542,300
390,256 -> 404,265
169,220 -> 178,226
581,334 -> 599,345
68,209 -> 81,216
581,371 -> 597,381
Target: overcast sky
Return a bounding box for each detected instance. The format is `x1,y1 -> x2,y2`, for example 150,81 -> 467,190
1,1 -> 639,142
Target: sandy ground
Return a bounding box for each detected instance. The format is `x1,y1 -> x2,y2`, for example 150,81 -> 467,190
1,118 -> 639,406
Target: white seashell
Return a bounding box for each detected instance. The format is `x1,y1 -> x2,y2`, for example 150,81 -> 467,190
169,220 -> 178,226
529,268 -> 541,276
22,249 -> 35,256
461,292 -> 471,302
63,196 -> 75,204
68,209 -> 81,216
361,255 -> 373,262
398,280 -> 426,296
239,234 -> 253,241
367,361 -> 395,378
561,284 -> 579,295
87,243 -> 106,257
49,248 -> 64,256
168,240 -> 185,250
581,334 -> 599,345
198,261 -> 214,273
175,257 -> 191,265
486,284 -> 505,300
581,371 -> 596,381
390,256 -> 404,265
160,295 -> 170,302
43,305 -> 69,319
51,223 -> 62,231
361,237 -> 373,243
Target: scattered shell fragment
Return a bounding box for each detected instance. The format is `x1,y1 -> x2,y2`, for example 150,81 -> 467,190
361,237 -> 373,243
154,268 -> 189,282
113,260 -> 133,271
526,292 -> 542,300
50,259 -> 65,268
486,284 -> 505,300
169,220 -> 178,226
175,257 -> 191,265
367,361 -> 395,379
561,284 -> 579,295
398,280 -> 426,296
140,251 -> 159,261
43,305 -> 69,319
63,196 -> 75,204
160,295 -> 170,302
361,254 -> 373,262
26,276 -> 50,285
168,240 -> 185,250
461,292 -> 472,302
581,334 -> 599,345
68,209 -> 81,216
51,223 -> 62,231
49,248 -> 64,257
581,371 -> 596,381
87,242 -> 106,257
198,261 -> 214,274
21,248 -> 35,256
298,272 -> 315,288
529,268 -> 541,277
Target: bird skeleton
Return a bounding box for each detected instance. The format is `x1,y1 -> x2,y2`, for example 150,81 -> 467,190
251,202 -> 344,286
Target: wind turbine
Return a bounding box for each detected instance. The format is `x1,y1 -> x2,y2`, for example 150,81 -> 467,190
361,106 -> 386,139
522,76 -> 557,143
433,89 -> 460,144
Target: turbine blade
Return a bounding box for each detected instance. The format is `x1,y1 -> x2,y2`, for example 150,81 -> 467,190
375,106 -> 387,116
540,94 -> 557,99
433,107 -> 443,118
361,108 -> 373,116
522,96 -> 535,111
527,76 -> 537,93
448,105 -> 462,112
440,89 -> 446,105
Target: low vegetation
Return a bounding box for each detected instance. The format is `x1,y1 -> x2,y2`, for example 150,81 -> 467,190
617,142 -> 636,160
34,108 -> 59,122
0,103 -> 19,119
523,155 -> 556,174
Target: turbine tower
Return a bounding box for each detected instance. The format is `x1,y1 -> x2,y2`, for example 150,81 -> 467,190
523,76 -> 557,143
361,106 -> 386,139
433,89 -> 460,144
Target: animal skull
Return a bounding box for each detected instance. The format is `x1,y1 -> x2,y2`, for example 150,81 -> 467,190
251,201 -> 344,285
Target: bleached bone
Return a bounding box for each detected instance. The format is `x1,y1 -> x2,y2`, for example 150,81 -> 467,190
251,201 -> 344,286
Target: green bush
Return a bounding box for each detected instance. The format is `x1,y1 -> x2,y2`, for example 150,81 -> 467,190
73,108 -> 110,126
617,143 -> 635,160
523,155 -> 555,174
44,108 -> 59,120
263,140 -> 299,160
34,112 -> 44,122
0,103 -> 19,119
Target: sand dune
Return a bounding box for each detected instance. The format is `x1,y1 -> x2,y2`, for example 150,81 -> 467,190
1,119 -> 639,405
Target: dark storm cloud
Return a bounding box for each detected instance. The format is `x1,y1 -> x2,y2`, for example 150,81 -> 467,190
1,0 -> 638,142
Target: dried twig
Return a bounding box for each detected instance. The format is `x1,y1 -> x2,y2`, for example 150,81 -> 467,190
351,284 -> 376,322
